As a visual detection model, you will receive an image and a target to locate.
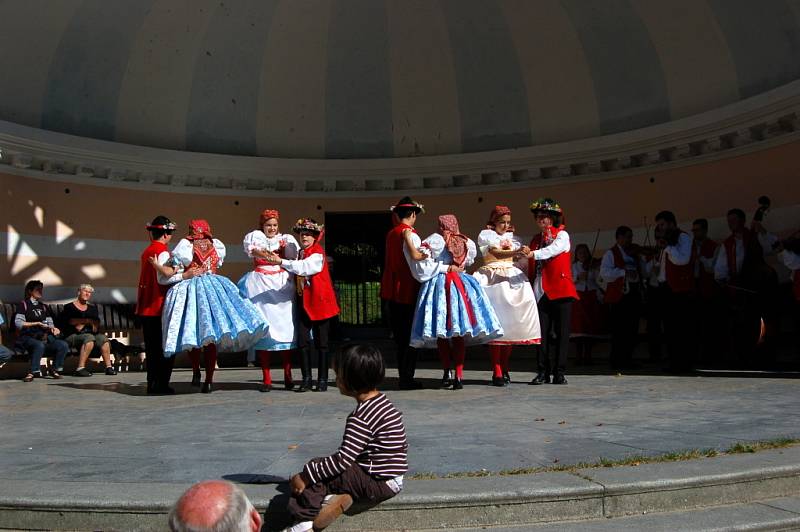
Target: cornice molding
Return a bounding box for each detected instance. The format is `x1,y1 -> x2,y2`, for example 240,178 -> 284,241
1,81 -> 799,197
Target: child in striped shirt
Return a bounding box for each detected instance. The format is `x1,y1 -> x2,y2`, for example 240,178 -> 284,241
283,344 -> 408,532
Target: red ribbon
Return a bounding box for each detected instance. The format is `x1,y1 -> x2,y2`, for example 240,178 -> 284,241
444,271 -> 478,330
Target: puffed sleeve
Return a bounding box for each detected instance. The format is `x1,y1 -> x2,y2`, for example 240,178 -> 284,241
465,238 -> 477,267
213,239 -> 226,267
283,234 -> 300,260
422,233 -> 446,260
172,239 -> 194,267
243,230 -> 268,258
477,229 -> 498,256
507,232 -> 522,252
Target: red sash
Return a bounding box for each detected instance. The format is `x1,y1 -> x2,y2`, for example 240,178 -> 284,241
444,271 -> 477,329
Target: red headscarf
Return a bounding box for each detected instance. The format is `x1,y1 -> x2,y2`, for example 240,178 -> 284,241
439,214 -> 468,267
487,205 -> 515,232
259,209 -> 280,229
187,219 -> 213,240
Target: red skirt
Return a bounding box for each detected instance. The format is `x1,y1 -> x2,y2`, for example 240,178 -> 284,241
570,289 -> 607,337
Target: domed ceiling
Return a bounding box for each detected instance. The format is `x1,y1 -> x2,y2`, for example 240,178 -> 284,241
1,0 -> 799,159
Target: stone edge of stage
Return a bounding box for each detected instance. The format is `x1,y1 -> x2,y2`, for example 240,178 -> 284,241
1,446 -> 799,531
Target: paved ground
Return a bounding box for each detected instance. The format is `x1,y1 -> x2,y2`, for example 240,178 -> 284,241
1,357 -> 799,487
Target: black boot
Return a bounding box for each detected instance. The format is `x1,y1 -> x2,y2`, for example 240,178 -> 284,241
314,351 -> 329,392
297,348 -> 312,392
191,369 -> 201,387
441,369 -> 452,388
552,374 -> 568,385
529,372 -> 550,385
503,371 -> 511,384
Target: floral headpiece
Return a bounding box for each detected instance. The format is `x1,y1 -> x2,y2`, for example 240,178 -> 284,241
259,209 -> 280,228
390,196 -> 425,214
292,218 -> 324,235
146,220 -> 176,231
529,198 -> 563,215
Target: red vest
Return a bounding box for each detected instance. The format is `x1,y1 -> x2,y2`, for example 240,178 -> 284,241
723,229 -> 752,279
604,246 -> 626,304
300,243 -> 340,321
692,238 -> 718,299
380,223 -> 420,305
528,228 -> 578,301
662,231 -> 694,293
136,241 -> 169,317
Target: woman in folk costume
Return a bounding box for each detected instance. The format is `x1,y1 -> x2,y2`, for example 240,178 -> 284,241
570,243 -> 607,365
264,218 -> 340,392
150,219 -> 267,393
523,198 -> 578,386
473,206 -> 541,387
409,214 -> 503,390
238,209 -> 301,392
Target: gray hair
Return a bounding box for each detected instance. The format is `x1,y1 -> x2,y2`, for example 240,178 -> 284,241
78,284 -> 94,293
168,481 -> 254,532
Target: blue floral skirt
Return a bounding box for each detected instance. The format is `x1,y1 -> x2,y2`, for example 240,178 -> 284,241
410,272 -> 503,348
162,274 -> 268,357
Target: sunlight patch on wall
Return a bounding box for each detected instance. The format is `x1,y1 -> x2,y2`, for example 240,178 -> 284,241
80,264 -> 106,280
7,225 -> 38,275
56,220 -> 74,244
110,289 -> 128,303
27,266 -> 63,286
74,241 -> 86,251
33,206 -> 44,228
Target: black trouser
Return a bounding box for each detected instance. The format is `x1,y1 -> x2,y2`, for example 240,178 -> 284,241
645,285 -> 666,361
662,285 -> 694,371
387,301 -> 417,383
296,305 -> 331,383
140,315 -> 173,391
609,288 -> 641,369
536,296 -> 573,377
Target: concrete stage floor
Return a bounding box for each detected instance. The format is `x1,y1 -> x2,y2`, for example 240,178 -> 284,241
2,360 -> 799,487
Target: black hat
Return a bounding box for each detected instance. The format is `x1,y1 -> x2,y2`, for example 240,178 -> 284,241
391,196 -> 425,214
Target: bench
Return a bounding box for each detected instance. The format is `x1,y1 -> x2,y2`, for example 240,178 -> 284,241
0,302 -> 142,377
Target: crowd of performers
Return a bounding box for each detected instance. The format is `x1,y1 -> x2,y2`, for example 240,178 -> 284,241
134,195 -> 800,394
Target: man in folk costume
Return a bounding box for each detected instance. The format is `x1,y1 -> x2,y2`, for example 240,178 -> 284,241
652,210 -> 694,372
380,197 -> 425,390
266,218 -> 339,392
524,198 -> 578,385
775,234 -> 800,356
691,218 -> 721,363
136,216 -> 197,394
600,226 -> 644,370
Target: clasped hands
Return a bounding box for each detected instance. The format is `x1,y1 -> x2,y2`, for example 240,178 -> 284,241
261,250 -> 282,265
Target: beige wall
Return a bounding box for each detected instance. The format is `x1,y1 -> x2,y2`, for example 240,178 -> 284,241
2,140 -> 799,302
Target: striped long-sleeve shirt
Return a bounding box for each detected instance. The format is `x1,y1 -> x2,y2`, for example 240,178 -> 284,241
301,393 -> 408,485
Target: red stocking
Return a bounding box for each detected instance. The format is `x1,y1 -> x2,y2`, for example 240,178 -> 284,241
203,344 -> 217,384
436,339 -> 452,371
489,344 -> 503,378
500,345 -> 512,374
188,349 -> 201,373
257,350 -> 271,385
451,337 -> 465,380
280,350 -> 293,385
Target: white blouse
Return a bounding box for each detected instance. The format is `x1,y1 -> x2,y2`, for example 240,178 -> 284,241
242,230 -> 300,260
411,233 -> 478,283
572,261 -> 600,292
477,229 -> 521,256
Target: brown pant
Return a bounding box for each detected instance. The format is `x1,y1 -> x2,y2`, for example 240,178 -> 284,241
288,462 -> 397,522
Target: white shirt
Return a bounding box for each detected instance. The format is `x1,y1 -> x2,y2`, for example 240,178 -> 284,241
600,244 -> 637,282
658,231 -> 692,283
572,261 -> 599,292
714,231 -> 777,281
693,239 -> 718,278
281,250 -> 324,277
531,230 -> 571,301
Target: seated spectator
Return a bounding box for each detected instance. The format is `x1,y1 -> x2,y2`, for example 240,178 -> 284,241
59,284 -> 117,377
168,480 -> 262,532
0,312 -> 13,369
14,280 -> 69,382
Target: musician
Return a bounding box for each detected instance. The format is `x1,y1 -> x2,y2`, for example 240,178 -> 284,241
714,209 -> 776,284
691,219 -> 721,363
775,236 -> 800,356
600,226 -> 644,370
652,211 -> 694,372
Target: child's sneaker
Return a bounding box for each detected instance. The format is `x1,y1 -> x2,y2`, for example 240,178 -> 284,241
281,521 -> 312,532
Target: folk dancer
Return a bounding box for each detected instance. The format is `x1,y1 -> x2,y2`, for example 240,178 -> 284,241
473,206 -> 541,387
265,218 -> 340,392
238,209 -> 300,392
380,197 -> 425,390
524,198 -> 578,385
151,219 -> 267,393
409,214 -> 503,390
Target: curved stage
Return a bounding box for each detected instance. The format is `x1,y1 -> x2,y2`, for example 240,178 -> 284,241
1,344 -> 800,530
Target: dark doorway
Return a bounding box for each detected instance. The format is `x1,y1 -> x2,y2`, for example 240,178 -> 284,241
324,211 -> 393,325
